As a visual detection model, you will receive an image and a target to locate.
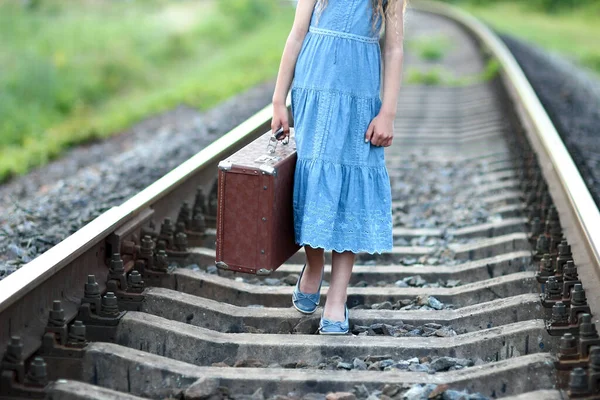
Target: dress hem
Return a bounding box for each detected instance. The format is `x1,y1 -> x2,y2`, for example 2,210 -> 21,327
296,240 -> 393,255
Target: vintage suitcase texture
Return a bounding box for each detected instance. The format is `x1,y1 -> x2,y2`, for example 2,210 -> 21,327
215,129 -> 300,275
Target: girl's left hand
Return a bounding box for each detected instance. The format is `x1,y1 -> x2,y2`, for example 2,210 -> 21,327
365,113 -> 394,147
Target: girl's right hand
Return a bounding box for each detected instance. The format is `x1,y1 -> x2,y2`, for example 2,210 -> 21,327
271,102 -> 290,140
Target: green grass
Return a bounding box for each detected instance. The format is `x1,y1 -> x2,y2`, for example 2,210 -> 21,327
407,67 -> 445,85
0,0 -> 294,182
407,36 -> 452,62
406,58 -> 501,86
454,1 -> 600,74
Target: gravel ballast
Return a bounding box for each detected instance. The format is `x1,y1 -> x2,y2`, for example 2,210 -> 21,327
2,34 -> 600,280
0,81 -> 276,278
500,34 -> 600,209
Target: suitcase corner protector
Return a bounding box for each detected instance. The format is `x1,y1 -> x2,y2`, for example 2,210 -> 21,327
216,261 -> 229,270
218,160 -> 233,171
256,268 -> 272,276
259,165 -> 277,176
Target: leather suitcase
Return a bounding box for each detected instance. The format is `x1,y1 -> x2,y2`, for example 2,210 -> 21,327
215,128 -> 300,275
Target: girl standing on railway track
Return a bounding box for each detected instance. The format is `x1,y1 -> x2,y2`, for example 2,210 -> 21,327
271,0 -> 406,334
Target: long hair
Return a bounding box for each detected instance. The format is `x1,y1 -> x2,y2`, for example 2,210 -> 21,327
315,0 -> 407,34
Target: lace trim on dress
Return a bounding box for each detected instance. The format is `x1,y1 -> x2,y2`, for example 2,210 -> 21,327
293,202 -> 393,255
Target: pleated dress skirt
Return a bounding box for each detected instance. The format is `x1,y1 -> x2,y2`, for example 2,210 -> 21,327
291,0 -> 393,254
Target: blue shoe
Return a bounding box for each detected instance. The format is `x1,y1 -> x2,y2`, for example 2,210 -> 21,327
318,304 -> 350,335
292,263 -> 324,314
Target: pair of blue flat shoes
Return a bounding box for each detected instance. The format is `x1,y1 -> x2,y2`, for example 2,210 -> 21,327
292,263 -> 349,335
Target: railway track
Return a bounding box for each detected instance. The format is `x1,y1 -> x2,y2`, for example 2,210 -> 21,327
2,1 -> 600,399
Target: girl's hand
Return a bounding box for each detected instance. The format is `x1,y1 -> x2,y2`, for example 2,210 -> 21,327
271,102 -> 290,140
365,112 -> 394,147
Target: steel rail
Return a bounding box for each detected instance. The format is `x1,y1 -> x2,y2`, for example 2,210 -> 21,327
0,0 -> 598,383
412,0 -> 600,327
0,105 -> 274,312
0,101 -> 290,358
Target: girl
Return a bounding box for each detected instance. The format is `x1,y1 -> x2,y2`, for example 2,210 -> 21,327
271,0 -> 406,334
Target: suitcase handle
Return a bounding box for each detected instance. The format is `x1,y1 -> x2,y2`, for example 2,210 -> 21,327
267,127 -> 290,154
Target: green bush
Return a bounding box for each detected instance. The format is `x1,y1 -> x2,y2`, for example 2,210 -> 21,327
0,0 -> 294,182
525,0 -> 598,13
218,0 -> 278,31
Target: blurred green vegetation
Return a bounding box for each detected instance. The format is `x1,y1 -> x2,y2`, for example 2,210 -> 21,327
0,0 -> 294,182
440,0 -> 600,74
406,58 -> 500,86
442,0 -> 600,13
406,35 -> 452,61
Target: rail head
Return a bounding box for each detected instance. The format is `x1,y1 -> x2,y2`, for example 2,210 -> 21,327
0,101 -> 288,315
1,0 -> 599,353
411,0 -> 600,316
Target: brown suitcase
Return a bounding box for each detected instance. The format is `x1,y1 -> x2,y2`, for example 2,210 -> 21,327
215,128 -> 300,275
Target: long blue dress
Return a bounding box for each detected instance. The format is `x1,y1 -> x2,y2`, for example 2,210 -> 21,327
291,0 -> 393,254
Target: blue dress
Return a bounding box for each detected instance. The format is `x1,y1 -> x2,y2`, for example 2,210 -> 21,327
291,0 -> 393,254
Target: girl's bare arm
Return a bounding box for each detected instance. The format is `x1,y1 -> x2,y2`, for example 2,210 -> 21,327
380,0 -> 406,119
271,0 -> 317,133
365,1 -> 405,147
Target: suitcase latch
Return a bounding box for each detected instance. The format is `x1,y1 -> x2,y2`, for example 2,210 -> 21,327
254,155 -> 281,164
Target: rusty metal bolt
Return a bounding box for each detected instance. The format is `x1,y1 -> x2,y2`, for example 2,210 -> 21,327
193,187 -> 207,215
590,346 -> 600,371
569,367 -> 588,394
140,220 -> 156,240
558,240 -> 572,257
160,218 -> 174,236
549,236 -> 563,254
68,321 -> 86,344
174,232 -> 188,252
128,270 -> 144,289
177,202 -> 191,229
110,253 -> 125,275
101,292 -> 120,315
548,219 -> 563,239
156,240 -> 167,252
563,260 -> 578,281
175,221 -> 186,234
551,301 -> 568,324
544,276 -> 561,299
84,275 -> 101,299
536,236 -> 550,256
579,314 -> 598,338
191,213 -> 206,233
4,336 -> 23,363
559,333 -> 578,356
48,300 -> 66,327
556,240 -> 572,275
571,284 -> 587,306
140,236 -> 154,257
155,250 -> 169,271
26,357 -> 48,386
539,254 -> 554,276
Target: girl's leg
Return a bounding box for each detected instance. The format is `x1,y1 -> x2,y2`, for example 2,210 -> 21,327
299,245 -> 325,293
323,250 -> 355,321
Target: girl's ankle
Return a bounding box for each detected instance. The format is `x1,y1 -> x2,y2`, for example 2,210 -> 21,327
323,301 -> 346,321
299,263 -> 323,292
